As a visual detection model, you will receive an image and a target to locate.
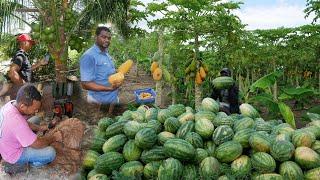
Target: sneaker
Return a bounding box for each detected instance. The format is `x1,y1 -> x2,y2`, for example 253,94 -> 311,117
3,162 -> 28,175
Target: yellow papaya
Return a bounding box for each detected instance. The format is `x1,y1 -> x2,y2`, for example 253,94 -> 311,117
117,59 -> 134,74
195,71 -> 202,85
108,72 -> 124,85
151,61 -> 159,73
200,66 -> 206,80
153,67 -> 162,81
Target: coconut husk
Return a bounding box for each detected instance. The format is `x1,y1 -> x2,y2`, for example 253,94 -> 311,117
46,118 -> 85,174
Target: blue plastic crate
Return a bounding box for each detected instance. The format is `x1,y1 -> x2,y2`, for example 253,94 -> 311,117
134,88 -> 156,104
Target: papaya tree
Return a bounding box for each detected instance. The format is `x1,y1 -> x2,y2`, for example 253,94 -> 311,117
0,0 -> 131,83
146,0 -> 243,109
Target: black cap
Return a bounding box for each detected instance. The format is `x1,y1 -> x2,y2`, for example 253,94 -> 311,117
220,68 -> 231,77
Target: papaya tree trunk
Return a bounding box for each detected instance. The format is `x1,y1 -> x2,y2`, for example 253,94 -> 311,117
295,66 -> 299,87
155,29 -> 164,107
171,84 -> 176,105
194,33 -> 201,110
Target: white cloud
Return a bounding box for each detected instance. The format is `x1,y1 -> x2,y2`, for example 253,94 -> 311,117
234,2 -> 314,30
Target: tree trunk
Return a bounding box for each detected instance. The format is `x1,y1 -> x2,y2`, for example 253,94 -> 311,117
171,85 -> 176,105
194,33 -> 201,110
295,66 -> 299,87
155,30 -> 164,107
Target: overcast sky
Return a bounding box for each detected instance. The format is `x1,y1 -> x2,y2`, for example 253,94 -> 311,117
139,0 -> 314,30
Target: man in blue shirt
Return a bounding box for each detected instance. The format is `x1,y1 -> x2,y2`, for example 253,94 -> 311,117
80,26 -> 122,119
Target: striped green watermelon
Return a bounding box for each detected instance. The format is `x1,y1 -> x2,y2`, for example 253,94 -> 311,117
291,130 -> 316,148
275,133 -> 291,142
201,97 -> 220,113
254,121 -> 272,133
163,138 -> 195,161
249,132 -> 272,152
105,120 -> 128,138
311,140 -> 320,154
195,148 -> 209,164
251,152 -> 276,173
87,169 -> 98,180
233,117 -> 254,132
145,107 -> 158,121
119,161 -> 144,177
122,140 -> 142,161
204,141 -> 216,156
98,117 -> 114,131
164,117 -> 181,133
143,161 -> 161,179
184,132 -> 204,148
231,155 -> 251,178
122,110 -> 132,120
239,103 -> 260,118
294,147 -> 320,169
89,174 -> 109,180
304,167 -> 320,180
158,158 -> 183,180
212,125 -> 234,145
90,136 -> 105,154
213,116 -> 234,127
195,118 -> 214,139
178,112 -> 195,124
102,134 -> 127,153
271,123 -> 294,136
252,173 -> 283,180
94,152 -> 125,175
137,105 -> 148,113
123,121 -> 144,139
146,119 -> 163,133
199,157 -> 220,179
270,140 -> 295,162
303,125 -> 320,139
83,150 -> 100,170
233,128 -> 254,148
134,128 -> 157,149
182,164 -> 198,180
158,131 -> 176,145
168,104 -> 186,117
157,109 -> 172,123
212,76 -> 234,90
215,141 -> 243,163
279,161 -> 304,180
176,121 -> 195,139
131,110 -> 145,122
194,111 -> 216,122
140,146 -> 167,163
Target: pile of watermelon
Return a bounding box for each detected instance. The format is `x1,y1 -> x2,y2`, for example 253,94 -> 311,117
81,97 -> 320,180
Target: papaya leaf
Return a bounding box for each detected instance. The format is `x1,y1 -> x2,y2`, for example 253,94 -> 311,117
249,70 -> 283,92
278,102 -> 296,129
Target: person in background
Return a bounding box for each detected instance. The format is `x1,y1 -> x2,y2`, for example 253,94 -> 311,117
0,84 -> 62,174
80,26 -> 122,120
211,68 -> 240,114
0,34 -> 48,101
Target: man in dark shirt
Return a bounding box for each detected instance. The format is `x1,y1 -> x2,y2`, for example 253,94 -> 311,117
2,34 -> 48,100
211,68 -> 240,114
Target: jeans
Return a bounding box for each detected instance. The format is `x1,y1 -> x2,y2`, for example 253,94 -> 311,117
15,146 -> 56,167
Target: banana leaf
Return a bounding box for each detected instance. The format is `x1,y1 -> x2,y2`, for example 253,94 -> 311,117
278,102 -> 296,129
248,93 -> 279,116
279,87 -> 314,100
249,70 -> 283,92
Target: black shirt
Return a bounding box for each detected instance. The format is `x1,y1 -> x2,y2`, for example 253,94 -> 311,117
11,49 -> 32,82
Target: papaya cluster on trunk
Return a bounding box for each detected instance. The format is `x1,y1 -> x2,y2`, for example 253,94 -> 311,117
185,59 -> 208,85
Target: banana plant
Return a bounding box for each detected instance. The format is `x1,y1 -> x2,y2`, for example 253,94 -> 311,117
248,70 -> 297,128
